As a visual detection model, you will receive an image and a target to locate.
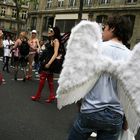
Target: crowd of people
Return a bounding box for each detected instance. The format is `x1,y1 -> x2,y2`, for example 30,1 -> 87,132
0,26 -> 65,103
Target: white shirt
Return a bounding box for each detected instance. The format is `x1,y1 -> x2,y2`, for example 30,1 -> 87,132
3,39 -> 14,57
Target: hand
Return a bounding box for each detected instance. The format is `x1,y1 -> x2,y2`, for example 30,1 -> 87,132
45,63 -> 51,68
122,116 -> 128,131
56,54 -> 62,59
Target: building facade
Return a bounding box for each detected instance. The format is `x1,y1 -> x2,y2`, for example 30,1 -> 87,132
0,0 -> 29,39
28,0 -> 140,47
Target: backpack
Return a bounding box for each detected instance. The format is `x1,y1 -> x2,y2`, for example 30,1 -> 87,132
19,40 -> 30,57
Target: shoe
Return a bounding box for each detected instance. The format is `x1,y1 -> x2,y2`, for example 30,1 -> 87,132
7,70 -> 10,73
26,75 -> 32,80
46,96 -> 56,103
31,96 -> 40,101
14,76 -> 17,81
23,77 -> 26,82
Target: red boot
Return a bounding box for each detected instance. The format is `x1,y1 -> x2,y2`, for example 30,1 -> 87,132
46,73 -> 56,103
31,72 -> 47,101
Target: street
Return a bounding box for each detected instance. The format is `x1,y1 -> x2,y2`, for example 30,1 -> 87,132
0,60 -> 140,140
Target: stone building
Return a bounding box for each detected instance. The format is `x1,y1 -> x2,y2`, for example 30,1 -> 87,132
28,0 -> 140,47
0,0 -> 29,39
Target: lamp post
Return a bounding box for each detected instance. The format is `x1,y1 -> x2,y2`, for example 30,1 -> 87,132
78,0 -> 83,22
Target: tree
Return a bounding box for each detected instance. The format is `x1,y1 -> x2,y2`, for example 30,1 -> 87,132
12,0 -> 38,35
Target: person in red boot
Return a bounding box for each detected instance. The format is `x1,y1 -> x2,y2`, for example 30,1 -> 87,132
31,26 -> 63,103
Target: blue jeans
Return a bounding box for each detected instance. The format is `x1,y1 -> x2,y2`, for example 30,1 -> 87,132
68,108 -> 123,140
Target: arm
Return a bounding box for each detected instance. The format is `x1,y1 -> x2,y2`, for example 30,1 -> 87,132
45,39 -> 59,68
0,39 -> 3,48
36,39 -> 41,49
11,39 -> 20,50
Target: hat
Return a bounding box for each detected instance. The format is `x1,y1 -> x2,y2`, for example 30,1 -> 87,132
31,30 -> 37,34
0,30 -> 3,36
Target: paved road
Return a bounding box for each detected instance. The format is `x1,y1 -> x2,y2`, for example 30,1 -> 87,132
0,61 -> 140,140
0,61 -> 96,140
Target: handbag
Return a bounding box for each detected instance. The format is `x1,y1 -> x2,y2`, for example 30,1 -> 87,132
49,57 -> 63,74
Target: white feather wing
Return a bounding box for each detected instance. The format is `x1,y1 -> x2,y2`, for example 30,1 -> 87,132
117,43 -> 140,136
56,20 -> 102,109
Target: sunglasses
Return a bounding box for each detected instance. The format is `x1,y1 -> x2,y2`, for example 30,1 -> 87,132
48,28 -> 53,33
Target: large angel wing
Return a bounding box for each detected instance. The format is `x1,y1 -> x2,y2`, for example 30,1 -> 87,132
56,20 -> 103,109
116,43 -> 140,136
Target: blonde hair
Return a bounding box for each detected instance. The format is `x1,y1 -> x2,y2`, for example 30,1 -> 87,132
19,31 -> 27,39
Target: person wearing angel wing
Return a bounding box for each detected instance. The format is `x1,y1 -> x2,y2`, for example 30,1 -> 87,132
56,15 -> 136,140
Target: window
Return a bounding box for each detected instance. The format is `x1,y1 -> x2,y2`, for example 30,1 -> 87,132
1,7 -> 6,16
21,24 -> 26,30
58,0 -> 64,7
69,0 -> 76,7
21,11 -> 27,20
34,3 -> 39,10
83,0 -> 93,6
96,15 -> 108,30
0,21 -> 4,28
10,22 -> 16,30
99,0 -> 110,4
42,16 -> 54,31
3,0 -> 6,4
55,19 -> 76,33
123,15 -> 135,38
12,9 -> 16,18
31,17 -> 37,30
126,0 -> 137,3
22,1 -> 29,6
46,0 -> 52,8
96,15 -> 108,23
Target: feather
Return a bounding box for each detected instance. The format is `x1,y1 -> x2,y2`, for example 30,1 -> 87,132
57,20 -> 102,109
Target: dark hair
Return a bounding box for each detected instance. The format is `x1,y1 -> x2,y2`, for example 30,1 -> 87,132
105,15 -> 132,45
52,26 -> 61,42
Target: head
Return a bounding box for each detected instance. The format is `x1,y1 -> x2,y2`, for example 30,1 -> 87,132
39,40 -> 44,46
6,35 -> 11,41
31,30 -> 37,38
19,31 -> 27,40
102,16 -> 132,44
47,26 -> 61,41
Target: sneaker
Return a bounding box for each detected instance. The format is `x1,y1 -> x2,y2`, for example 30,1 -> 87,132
90,132 -> 97,138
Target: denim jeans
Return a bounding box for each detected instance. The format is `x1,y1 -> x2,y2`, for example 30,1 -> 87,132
68,108 -> 123,140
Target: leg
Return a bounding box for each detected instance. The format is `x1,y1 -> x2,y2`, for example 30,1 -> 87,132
2,56 -> 6,71
27,53 -> 35,79
6,56 -> 10,73
97,129 -> 121,140
46,73 -> 56,103
14,64 -> 18,81
68,113 -> 91,140
13,57 -> 19,81
31,71 -> 47,101
22,67 -> 26,82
